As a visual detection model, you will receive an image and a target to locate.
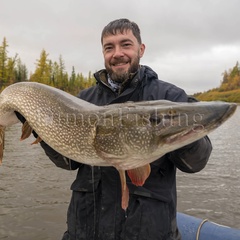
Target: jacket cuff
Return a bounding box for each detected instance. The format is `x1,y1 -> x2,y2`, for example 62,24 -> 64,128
168,136 -> 212,173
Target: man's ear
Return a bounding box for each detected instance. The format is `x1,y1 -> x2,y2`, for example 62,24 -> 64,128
139,43 -> 145,58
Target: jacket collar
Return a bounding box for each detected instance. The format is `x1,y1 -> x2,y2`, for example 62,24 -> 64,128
94,69 -> 138,94
94,65 -> 157,94
93,65 -> 159,98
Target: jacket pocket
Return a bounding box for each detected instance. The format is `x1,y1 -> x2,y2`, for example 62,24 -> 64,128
122,196 -> 172,240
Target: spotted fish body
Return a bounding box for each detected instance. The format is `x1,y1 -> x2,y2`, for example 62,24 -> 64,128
0,82 -> 237,209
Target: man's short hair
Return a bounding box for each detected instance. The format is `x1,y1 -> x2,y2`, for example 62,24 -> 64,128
101,18 -> 142,44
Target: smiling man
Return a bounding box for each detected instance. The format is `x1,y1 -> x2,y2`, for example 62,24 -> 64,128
38,19 -> 212,240
102,23 -> 145,84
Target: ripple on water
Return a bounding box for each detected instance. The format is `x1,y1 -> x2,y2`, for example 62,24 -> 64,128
0,108 -> 240,239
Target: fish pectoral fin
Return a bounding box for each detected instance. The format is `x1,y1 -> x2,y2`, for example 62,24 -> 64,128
21,121 -> 42,145
31,136 -> 42,145
0,126 -> 5,165
118,169 -> 129,210
127,164 -> 151,186
21,121 -> 33,140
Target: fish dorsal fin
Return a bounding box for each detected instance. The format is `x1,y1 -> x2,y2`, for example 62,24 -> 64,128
31,136 -> 42,145
127,164 -> 151,186
21,121 -> 33,140
0,126 -> 5,165
20,121 -> 42,145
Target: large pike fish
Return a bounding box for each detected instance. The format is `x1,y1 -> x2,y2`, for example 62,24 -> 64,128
0,82 -> 237,209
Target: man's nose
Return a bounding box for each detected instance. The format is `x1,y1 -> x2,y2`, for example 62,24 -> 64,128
113,46 -> 124,58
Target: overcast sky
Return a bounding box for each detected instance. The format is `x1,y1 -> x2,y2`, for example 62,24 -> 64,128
1,0 -> 239,94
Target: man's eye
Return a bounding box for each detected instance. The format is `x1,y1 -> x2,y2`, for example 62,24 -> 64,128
105,46 -> 112,51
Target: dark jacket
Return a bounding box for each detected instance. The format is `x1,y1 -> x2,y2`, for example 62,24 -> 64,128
40,66 -> 212,240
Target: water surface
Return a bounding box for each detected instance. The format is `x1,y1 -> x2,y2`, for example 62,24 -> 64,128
177,106 -> 240,228
0,107 -> 239,239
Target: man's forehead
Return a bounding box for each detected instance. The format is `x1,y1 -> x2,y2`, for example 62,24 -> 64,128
102,29 -> 136,44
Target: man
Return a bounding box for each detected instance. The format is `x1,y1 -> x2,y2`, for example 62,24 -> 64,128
23,19 -> 212,239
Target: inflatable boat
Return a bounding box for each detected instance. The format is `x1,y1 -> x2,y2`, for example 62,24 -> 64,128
177,212 -> 240,240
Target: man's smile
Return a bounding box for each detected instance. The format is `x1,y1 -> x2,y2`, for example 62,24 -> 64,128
113,62 -> 128,66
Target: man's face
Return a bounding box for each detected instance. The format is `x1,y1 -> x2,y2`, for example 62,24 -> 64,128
102,29 -> 145,82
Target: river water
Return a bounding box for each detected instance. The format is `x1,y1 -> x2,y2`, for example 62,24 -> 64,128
0,107 -> 239,240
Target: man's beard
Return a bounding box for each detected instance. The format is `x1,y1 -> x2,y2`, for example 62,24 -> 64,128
106,56 -> 140,83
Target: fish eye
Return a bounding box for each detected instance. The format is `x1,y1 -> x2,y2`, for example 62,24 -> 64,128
149,114 -> 162,125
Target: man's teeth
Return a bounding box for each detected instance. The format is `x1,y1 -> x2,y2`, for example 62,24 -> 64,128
114,63 -> 127,66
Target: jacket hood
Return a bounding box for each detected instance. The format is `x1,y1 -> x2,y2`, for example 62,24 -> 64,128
140,65 -> 159,80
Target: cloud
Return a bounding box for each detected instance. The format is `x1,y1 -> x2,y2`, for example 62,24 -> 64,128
1,0 -> 240,94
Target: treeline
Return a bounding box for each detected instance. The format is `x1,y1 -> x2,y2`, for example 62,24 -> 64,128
194,62 -> 240,103
219,62 -> 240,92
0,37 -> 28,88
0,37 -> 96,95
30,49 -> 96,95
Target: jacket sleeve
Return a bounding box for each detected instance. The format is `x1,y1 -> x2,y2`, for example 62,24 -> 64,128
40,141 -> 81,170
167,136 -> 212,173
15,111 -> 81,170
166,95 -> 212,173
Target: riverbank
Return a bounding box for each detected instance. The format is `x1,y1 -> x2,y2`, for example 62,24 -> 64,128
193,88 -> 240,103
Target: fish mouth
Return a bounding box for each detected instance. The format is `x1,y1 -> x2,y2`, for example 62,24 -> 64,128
211,102 -> 237,126
161,102 -> 237,146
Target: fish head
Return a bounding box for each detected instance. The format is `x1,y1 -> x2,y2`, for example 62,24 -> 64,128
94,101 -> 237,169
147,101 -> 236,150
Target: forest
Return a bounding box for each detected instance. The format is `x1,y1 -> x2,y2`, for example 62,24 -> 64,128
0,37 -> 96,96
1,37 -> 239,102
194,61 -> 240,103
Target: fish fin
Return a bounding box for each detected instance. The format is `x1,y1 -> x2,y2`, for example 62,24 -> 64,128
118,169 -> 129,210
21,121 -> 33,140
127,164 -> 151,186
0,126 -> 5,165
31,136 -> 42,145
